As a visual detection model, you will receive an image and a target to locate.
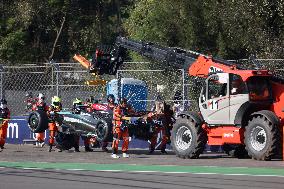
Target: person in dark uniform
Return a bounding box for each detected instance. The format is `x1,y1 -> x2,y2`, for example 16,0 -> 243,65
101,94 -> 117,152
32,93 -> 49,147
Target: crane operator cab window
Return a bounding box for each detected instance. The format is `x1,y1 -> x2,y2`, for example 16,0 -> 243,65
247,76 -> 271,101
207,73 -> 228,100
199,73 -> 230,124
230,74 -> 248,95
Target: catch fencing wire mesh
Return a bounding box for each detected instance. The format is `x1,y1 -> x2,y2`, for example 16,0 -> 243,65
53,62 -> 108,110
2,59 -> 284,116
2,63 -> 112,116
239,59 -> 284,77
116,68 -> 195,111
2,64 -> 53,116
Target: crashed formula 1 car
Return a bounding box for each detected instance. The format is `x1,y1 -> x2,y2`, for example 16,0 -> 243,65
27,103 -> 170,150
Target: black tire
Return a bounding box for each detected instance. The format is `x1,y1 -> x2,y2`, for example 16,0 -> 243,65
27,110 -> 48,133
96,119 -> 113,142
171,116 -> 207,159
244,114 -> 280,160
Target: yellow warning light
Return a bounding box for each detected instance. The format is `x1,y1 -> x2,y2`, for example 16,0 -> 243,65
85,79 -> 107,86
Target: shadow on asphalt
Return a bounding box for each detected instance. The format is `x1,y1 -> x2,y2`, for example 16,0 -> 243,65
127,149 -> 175,156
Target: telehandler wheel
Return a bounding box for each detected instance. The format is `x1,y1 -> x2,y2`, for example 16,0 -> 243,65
27,110 -> 48,133
171,116 -> 207,159
244,114 -> 280,160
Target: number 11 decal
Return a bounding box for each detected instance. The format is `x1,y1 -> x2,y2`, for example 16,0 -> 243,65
209,99 -> 218,110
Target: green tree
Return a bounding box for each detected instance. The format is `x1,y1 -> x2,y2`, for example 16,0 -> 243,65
0,0 -> 135,63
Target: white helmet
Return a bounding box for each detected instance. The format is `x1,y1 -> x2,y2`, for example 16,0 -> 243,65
0,99 -> 7,109
38,93 -> 45,101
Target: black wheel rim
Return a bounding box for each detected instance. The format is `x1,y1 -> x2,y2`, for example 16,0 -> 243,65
29,115 -> 39,130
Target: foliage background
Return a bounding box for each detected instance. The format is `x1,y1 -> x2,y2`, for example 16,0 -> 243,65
1,0 -> 284,113
1,0 -> 283,65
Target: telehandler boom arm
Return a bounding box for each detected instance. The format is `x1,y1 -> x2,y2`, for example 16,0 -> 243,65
75,36 -> 243,77
114,37 -> 241,77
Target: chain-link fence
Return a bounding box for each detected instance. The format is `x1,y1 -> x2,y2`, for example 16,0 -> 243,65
2,64 -> 53,116
1,59 -> 284,116
52,62 -> 109,111
116,68 -> 197,111
1,63 -> 114,116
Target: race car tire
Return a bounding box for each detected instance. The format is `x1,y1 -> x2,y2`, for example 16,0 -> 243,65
96,119 -> 113,142
27,110 -> 48,133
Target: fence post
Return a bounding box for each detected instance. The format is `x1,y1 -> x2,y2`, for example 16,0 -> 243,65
49,60 -> 60,97
0,65 -> 4,99
179,69 -> 185,110
56,68 -> 59,97
51,66 -> 54,91
117,71 -> 122,101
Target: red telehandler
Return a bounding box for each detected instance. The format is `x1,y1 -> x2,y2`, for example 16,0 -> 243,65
74,37 -> 284,160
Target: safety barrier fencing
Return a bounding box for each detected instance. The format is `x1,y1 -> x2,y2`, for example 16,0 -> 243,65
1,59 -> 283,116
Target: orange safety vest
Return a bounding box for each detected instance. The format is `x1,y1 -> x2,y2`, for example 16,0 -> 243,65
48,104 -> 62,130
113,106 -> 124,127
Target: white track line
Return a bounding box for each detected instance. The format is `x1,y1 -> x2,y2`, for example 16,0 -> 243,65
95,170 -> 284,178
132,171 -> 159,173
66,169 -> 85,171
22,168 -> 42,170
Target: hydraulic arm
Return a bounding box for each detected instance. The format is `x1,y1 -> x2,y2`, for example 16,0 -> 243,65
115,37 -> 245,77
75,36 -> 242,77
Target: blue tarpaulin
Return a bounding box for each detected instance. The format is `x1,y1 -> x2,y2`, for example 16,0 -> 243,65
107,78 -> 148,111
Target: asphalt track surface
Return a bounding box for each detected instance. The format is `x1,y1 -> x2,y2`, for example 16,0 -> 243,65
1,144 -> 284,189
